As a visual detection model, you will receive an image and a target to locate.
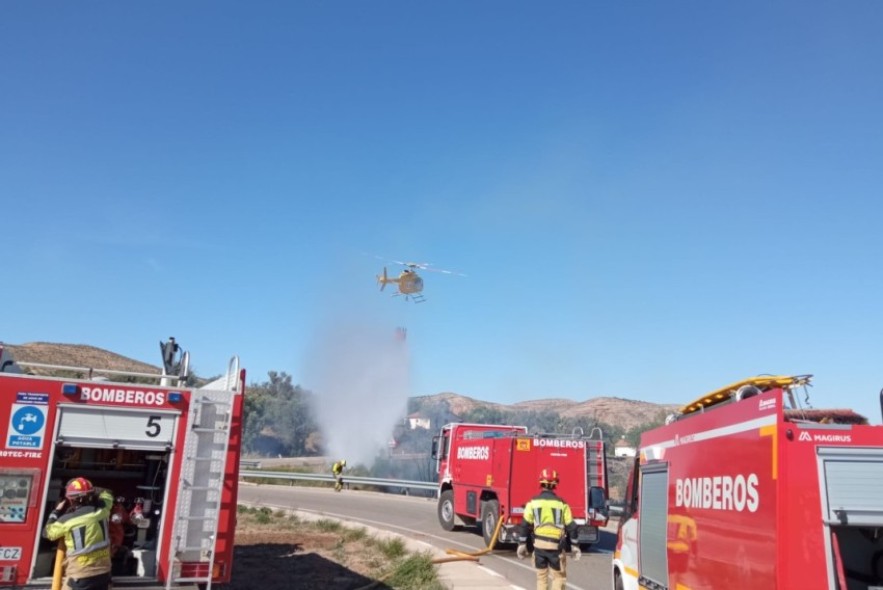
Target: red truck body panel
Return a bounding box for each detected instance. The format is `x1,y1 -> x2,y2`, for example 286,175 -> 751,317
434,423 -> 609,546
613,377 -> 883,590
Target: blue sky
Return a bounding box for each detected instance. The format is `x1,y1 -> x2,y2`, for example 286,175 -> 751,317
3,2 -> 882,423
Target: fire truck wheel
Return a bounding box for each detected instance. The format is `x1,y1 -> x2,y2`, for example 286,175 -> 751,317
438,490 -> 457,531
873,549 -> 883,580
481,499 -> 500,548
614,570 -> 624,590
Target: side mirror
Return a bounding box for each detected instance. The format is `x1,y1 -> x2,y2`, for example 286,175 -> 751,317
589,486 -> 609,518
430,436 -> 439,460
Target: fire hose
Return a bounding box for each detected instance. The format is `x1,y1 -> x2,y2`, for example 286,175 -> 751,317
442,507 -> 505,560
51,541 -> 64,590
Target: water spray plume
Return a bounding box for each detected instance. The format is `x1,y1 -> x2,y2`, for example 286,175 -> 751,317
305,321 -> 411,467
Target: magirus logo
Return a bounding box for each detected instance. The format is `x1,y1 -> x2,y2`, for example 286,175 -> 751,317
797,431 -> 852,443
758,398 -> 777,411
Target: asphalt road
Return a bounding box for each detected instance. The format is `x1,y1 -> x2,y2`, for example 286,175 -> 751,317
238,483 -> 616,590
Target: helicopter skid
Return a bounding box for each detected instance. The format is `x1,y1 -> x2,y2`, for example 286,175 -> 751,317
393,292 -> 425,303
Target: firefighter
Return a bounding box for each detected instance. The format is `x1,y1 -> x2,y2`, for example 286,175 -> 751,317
160,336 -> 181,375
516,468 -> 581,590
331,459 -> 346,492
43,477 -> 114,590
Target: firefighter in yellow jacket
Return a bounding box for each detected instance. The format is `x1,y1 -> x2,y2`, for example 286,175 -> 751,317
43,477 -> 113,590
516,468 -> 581,590
332,459 -> 346,492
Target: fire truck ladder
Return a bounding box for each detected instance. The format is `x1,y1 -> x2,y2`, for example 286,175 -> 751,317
166,357 -> 240,590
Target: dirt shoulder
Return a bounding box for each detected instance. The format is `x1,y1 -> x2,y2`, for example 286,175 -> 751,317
219,506 -> 445,590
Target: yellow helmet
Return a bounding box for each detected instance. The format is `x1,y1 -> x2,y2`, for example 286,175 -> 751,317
341,459 -> 346,467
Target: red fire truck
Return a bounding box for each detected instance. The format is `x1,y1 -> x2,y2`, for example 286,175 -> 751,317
612,375 -> 883,590
431,422 -> 609,548
0,343 -> 245,589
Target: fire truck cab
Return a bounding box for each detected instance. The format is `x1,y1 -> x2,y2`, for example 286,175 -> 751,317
613,375 -> 883,590
431,422 -> 609,549
0,344 -> 245,589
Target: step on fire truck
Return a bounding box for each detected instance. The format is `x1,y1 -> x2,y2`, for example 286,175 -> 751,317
431,422 -> 609,549
0,342 -> 245,589
612,375 -> 883,590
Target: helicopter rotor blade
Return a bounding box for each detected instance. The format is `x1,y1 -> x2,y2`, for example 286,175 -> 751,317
394,260 -> 434,270
371,254 -> 465,276
419,264 -> 467,277
362,253 -> 422,269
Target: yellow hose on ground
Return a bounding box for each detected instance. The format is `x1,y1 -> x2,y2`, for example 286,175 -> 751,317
51,540 -> 65,590
443,507 -> 505,559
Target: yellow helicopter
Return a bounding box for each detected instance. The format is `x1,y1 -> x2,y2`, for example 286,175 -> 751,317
376,261 -> 464,303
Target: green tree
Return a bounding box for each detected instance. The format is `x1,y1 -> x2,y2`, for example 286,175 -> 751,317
242,372 -> 319,456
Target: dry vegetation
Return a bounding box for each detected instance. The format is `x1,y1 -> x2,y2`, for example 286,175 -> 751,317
2,342 -> 161,376
223,506 -> 444,590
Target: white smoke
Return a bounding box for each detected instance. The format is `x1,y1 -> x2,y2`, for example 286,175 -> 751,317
304,320 -> 410,467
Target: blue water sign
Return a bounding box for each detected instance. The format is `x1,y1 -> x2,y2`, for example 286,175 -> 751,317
6,404 -> 48,449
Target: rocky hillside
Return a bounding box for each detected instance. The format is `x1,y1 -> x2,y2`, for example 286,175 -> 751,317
416,392 -> 679,431
1,342 -> 161,376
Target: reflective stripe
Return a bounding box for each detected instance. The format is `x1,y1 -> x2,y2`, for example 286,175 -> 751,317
526,497 -> 571,540
68,519 -> 110,556
71,525 -> 86,552
69,538 -> 110,557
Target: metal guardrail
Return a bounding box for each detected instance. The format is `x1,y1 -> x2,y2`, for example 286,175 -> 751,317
238,470 -> 438,492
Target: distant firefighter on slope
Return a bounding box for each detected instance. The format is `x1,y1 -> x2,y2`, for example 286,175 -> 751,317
332,459 -> 347,492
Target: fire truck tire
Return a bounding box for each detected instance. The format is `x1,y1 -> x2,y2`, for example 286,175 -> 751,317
438,490 -> 457,531
614,570 -> 624,590
481,499 -> 500,548
873,549 -> 883,580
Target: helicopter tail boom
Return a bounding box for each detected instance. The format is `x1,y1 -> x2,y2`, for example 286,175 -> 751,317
377,267 -> 388,291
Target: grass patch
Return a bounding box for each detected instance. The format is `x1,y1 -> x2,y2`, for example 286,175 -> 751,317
342,527 -> 368,542
375,537 -> 407,560
254,507 -> 272,524
385,553 -> 447,590
236,506 -> 301,531
314,519 -> 343,533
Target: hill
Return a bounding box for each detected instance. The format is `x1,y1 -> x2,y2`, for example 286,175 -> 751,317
1,341 -> 162,376
414,392 -> 679,432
